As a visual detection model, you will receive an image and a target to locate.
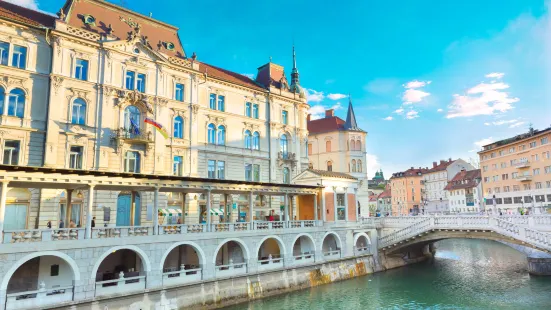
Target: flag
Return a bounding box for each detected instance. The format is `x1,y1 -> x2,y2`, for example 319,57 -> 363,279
129,117 -> 140,135
144,117 -> 169,139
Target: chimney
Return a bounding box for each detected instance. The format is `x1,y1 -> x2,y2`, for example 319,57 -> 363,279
307,114 -> 311,122
433,162 -> 437,168
325,109 -> 334,118
410,167 -> 414,170
440,160 -> 445,165
449,158 -> 452,162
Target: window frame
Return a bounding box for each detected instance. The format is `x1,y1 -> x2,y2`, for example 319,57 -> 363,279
11,44 -> 27,69
75,58 -> 89,81
71,98 -> 87,125
69,145 -> 83,169
175,83 -> 184,102
3,140 -> 20,165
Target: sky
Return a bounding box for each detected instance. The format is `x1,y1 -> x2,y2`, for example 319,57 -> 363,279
15,0 -> 551,178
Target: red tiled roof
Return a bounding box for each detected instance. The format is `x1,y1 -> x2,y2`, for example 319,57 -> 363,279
0,1 -> 56,28
307,116 -> 345,134
198,62 -> 266,92
390,167 -> 427,179
426,159 -> 455,173
444,169 -> 481,191
306,169 -> 357,180
378,190 -> 391,199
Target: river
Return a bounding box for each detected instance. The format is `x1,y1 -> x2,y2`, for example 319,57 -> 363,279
225,239 -> 551,309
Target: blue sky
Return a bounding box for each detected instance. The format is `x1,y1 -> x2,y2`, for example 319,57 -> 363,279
20,0 -> 551,178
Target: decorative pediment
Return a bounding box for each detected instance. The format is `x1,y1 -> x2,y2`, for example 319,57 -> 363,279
71,49 -> 92,60
68,87 -> 91,101
243,121 -> 260,132
0,74 -> 29,93
115,89 -> 154,113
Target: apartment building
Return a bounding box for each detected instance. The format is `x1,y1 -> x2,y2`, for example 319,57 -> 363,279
390,167 -> 427,215
445,169 -> 483,213
479,127 -> 551,214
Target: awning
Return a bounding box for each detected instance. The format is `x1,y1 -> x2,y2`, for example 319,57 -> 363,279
160,208 -> 182,216
209,209 -> 224,215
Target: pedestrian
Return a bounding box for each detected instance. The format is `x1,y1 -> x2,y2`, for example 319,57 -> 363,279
47,220 -> 52,229
91,217 -> 96,228
268,210 -> 274,222
69,220 -> 76,228
59,219 -> 64,228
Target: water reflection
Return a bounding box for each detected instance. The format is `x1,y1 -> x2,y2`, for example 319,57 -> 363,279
225,239 -> 551,310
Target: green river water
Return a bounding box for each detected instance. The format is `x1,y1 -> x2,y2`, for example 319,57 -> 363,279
226,239 -> 551,310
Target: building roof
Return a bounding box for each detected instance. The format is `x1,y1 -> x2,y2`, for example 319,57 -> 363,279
307,116 -> 346,134
390,167 -> 427,179
378,189 -> 391,199
0,0 -> 56,28
479,126 -> 551,152
343,97 -> 363,132
306,169 -> 357,180
426,159 -> 454,173
444,169 -> 481,191
198,62 -> 266,92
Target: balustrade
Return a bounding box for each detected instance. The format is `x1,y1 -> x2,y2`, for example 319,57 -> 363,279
91,226 -> 153,239
215,262 -> 247,277
162,266 -> 202,286
6,285 -> 73,310
3,228 -> 85,243
95,271 -> 146,297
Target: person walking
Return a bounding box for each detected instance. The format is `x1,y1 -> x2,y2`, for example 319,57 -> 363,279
46,220 -> 52,229
91,217 -> 96,228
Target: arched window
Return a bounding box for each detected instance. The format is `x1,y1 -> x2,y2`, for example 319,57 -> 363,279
352,159 -> 357,172
283,167 -> 290,184
207,123 -> 216,144
124,151 -> 140,173
280,134 -> 288,157
244,130 -> 252,149
174,116 -> 183,139
252,131 -> 260,150
71,98 -> 86,125
327,160 -> 333,171
356,139 -> 362,151
217,125 -> 226,145
124,105 -> 141,136
351,140 -> 356,151
357,159 -> 362,172
326,140 -> 331,152
8,88 -> 25,118
0,86 -> 4,115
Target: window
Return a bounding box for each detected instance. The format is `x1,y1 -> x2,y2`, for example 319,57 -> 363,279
513,185 -> 520,191
504,197 -> 513,204
173,156 -> 183,176
252,132 -> 260,150
490,152 -> 495,158
524,196 -> 533,203
530,141 -> 537,148
125,70 -> 135,90
357,140 -> 362,151
337,193 -> 345,206
252,104 -> 259,119
536,195 -> 545,202
523,184 -> 531,191
495,198 -> 503,204
308,143 -> 312,155
536,182 -> 542,189
217,125 -> 226,145
542,137 -> 549,145
512,172 -> 518,179
532,154 -> 539,162
175,83 -> 184,101
50,264 -> 59,277
245,102 -> 252,117
245,164 -> 252,181
492,164 -> 497,170
326,140 -> 331,152
11,45 -> 27,69
8,88 -> 25,118
327,160 -> 333,171
501,162 -> 506,168
282,110 -> 288,124
3,140 -> 20,165
350,140 -> 356,151
217,95 -> 225,111
123,106 -> 141,137
509,147 -> 515,153
519,145 -> 526,151
280,134 -> 288,157
217,161 -> 225,179
208,160 -> 216,178
209,93 -> 216,109
494,187 -> 500,193
534,168 -> 540,175
504,186 -> 510,192
514,197 -> 523,204
136,73 -> 146,92
499,150 -> 504,156
207,123 -> 216,144
253,164 -> 260,182
502,174 -> 508,180
124,151 -> 140,173
548,194 -> 551,202
544,152 -> 550,159
0,41 -> 8,65
351,159 -> 356,172
75,59 -> 89,80
547,181 -> 551,188
483,166 -> 488,172
357,159 -> 362,172
492,175 -> 498,182
174,116 -> 183,139
244,130 -> 252,149
69,146 -> 83,169
545,166 -> 551,174
283,167 -> 290,184
71,98 -> 86,125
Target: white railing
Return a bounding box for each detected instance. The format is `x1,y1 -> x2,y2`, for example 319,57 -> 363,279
3,229 -> 85,243
91,226 -> 153,238
355,245 -> 371,255
254,221 -> 286,230
293,253 -> 315,264
210,222 -> 250,232
6,286 -> 73,310
322,250 -> 341,260
288,220 -> 316,228
257,254 -> 284,270
501,216 -> 529,226
162,267 -> 202,286
215,262 -> 247,277
95,273 -> 146,297
379,217 -> 432,248
533,215 -> 551,226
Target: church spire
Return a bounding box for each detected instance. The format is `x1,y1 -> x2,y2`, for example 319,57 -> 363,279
291,45 -> 299,86
344,95 -> 361,131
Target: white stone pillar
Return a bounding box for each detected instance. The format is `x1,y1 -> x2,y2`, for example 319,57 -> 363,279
249,191 -> 254,226
344,187 -> 349,222
206,189 -> 212,231
314,193 -> 318,221
153,187 -> 159,235
284,194 -> 289,223
0,181 -> 9,237
333,186 -> 338,222
85,185 -> 95,239
321,189 -> 326,222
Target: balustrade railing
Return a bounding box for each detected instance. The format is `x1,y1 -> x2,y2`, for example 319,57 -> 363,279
210,222 -> 250,232
91,226 -> 153,239
3,228 -> 85,243
6,285 -> 73,309
95,271 -> 146,297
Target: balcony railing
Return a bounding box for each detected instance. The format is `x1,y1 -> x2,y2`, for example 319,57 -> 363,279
3,228 -> 85,244
95,271 -> 146,297
514,160 -> 530,168
514,174 -> 533,181
91,226 -> 153,238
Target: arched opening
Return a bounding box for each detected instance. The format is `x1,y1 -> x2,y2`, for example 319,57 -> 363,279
116,192 -> 141,227
5,254 -> 77,308
252,131 -> 260,150
207,123 -> 216,144
244,130 -> 252,149
173,116 -> 183,139
94,249 -> 146,296
71,98 -> 86,125
325,140 -> 331,152
217,125 -> 226,145
257,237 -> 283,270
280,134 -> 289,158
327,160 -> 333,171
162,244 -> 203,286
351,159 -> 357,172
354,234 -> 371,254
215,240 -> 247,276
292,234 -> 315,264
8,88 -> 25,118
322,233 -> 342,259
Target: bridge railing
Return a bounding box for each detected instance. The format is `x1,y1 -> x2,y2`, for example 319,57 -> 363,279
378,218 -> 431,248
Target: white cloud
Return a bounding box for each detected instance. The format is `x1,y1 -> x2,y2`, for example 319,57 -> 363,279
307,102 -> 343,120
406,110 -> 419,119
484,122 -> 490,126
485,72 -> 505,79
404,80 -> 431,89
446,78 -> 519,119
474,137 -> 494,149
365,154 -> 381,178
383,116 -> 393,121
485,119 -> 518,126
394,108 -> 404,114
305,89 -> 324,102
5,0 -> 38,9
327,93 -> 347,100
437,108 -> 443,112
402,80 -> 431,105
509,121 -> 525,128
330,102 -> 343,110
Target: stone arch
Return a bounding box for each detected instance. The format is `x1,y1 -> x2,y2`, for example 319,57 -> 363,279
212,238 -> 250,264
291,233 -> 317,254
91,245 -> 152,280
256,235 -> 287,258
159,241 -> 206,271
1,251 -> 81,291
353,232 -> 371,246
322,231 -> 343,251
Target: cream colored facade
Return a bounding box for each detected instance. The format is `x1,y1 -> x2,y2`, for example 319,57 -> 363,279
390,168 -> 425,216
479,127 -> 551,214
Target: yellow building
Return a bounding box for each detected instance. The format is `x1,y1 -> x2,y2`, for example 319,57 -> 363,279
478,127 -> 551,214
390,167 -> 427,215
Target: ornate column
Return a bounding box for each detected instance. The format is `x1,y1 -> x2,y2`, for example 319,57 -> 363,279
249,191 -> 254,226
85,185 -> 95,239
314,193 -> 318,221
332,186 -> 338,222
284,194 -> 289,223
321,189 -> 326,222
153,187 -> 159,234
344,187 -> 349,222
206,189 -> 212,231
